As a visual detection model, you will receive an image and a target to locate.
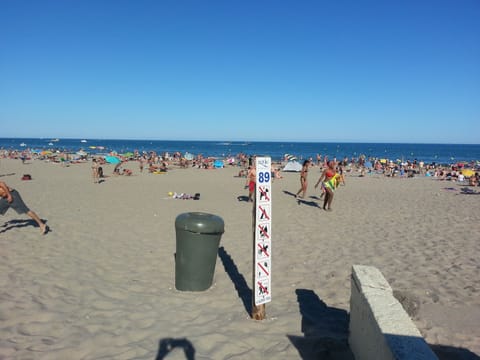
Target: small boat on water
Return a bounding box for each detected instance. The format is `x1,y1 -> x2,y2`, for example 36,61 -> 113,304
81,139 -> 87,143
20,142 -> 27,147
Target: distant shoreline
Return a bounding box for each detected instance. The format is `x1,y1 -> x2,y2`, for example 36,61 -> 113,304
1,138 -> 480,165
2,137 -> 480,145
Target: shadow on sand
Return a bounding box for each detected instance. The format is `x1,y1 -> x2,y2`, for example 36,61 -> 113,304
288,289 -> 479,360
155,337 -> 195,360
218,246 -> 252,316
288,289 -> 354,360
430,344 -> 480,360
0,219 -> 49,234
236,195 -> 251,202
283,190 -> 321,208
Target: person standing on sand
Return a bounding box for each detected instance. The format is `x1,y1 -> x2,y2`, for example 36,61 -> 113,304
246,165 -> 256,202
315,160 -> 338,211
295,160 -> 310,199
0,181 -> 48,234
91,158 -> 99,183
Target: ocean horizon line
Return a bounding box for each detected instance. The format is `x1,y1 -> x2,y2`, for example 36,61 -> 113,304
1,137 -> 479,146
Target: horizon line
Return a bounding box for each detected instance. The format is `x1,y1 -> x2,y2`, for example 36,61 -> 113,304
1,137 -> 479,146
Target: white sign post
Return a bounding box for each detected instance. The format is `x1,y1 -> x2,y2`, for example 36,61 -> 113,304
252,157 -> 272,319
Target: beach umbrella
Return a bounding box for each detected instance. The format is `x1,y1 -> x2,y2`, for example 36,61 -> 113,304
364,161 -> 373,168
461,169 -> 475,177
105,155 -> 121,164
122,152 -> 134,158
41,150 -> 53,156
184,152 -> 194,161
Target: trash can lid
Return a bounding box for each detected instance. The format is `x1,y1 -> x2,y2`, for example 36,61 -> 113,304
175,212 -> 225,234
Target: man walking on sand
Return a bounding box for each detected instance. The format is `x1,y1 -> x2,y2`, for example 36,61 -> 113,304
0,181 -> 48,235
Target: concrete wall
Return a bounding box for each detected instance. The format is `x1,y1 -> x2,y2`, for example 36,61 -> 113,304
349,265 -> 438,360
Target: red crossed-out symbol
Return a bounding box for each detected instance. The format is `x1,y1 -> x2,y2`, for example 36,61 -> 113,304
258,281 -> 269,295
257,243 -> 269,257
258,186 -> 270,201
258,205 -> 270,220
258,224 -> 269,239
258,262 -> 269,276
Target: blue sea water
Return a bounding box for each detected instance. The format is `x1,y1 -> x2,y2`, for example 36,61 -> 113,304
1,138 -> 480,165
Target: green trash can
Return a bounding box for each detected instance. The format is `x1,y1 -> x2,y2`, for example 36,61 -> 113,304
175,212 -> 224,291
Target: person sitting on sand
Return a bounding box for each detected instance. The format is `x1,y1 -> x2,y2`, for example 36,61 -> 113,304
113,162 -> 123,175
237,169 -> 246,177
148,161 -> 168,173
469,173 -> 479,186
0,181 -> 48,234
272,166 -> 283,180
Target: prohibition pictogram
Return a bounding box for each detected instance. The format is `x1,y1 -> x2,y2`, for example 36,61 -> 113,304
258,224 -> 269,239
258,186 -> 270,201
258,205 -> 270,220
257,243 -> 269,257
257,281 -> 269,295
257,260 -> 270,277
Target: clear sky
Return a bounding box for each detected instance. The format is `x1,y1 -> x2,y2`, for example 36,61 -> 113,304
1,0 -> 479,143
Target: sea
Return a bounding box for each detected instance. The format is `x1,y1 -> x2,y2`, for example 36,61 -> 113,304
1,138 -> 480,166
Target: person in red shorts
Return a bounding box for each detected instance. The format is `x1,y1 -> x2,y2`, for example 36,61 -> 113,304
246,165 -> 256,202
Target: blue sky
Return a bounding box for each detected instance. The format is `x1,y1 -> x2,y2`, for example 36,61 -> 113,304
1,0 -> 479,143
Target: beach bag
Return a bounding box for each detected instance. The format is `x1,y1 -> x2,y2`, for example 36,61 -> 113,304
21,174 -> 32,180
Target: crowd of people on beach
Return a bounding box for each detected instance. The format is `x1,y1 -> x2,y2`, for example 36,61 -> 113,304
2,148 -> 479,186
1,146 -> 479,235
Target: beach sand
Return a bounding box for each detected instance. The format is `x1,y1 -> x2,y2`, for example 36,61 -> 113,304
0,158 -> 479,359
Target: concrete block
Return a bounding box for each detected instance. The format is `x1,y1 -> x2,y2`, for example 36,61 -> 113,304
349,265 -> 438,360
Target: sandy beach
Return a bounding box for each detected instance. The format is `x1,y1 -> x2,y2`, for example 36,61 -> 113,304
0,158 -> 479,359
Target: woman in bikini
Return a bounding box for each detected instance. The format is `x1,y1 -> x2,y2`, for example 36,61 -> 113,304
296,160 -> 310,199
315,160 -> 338,211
